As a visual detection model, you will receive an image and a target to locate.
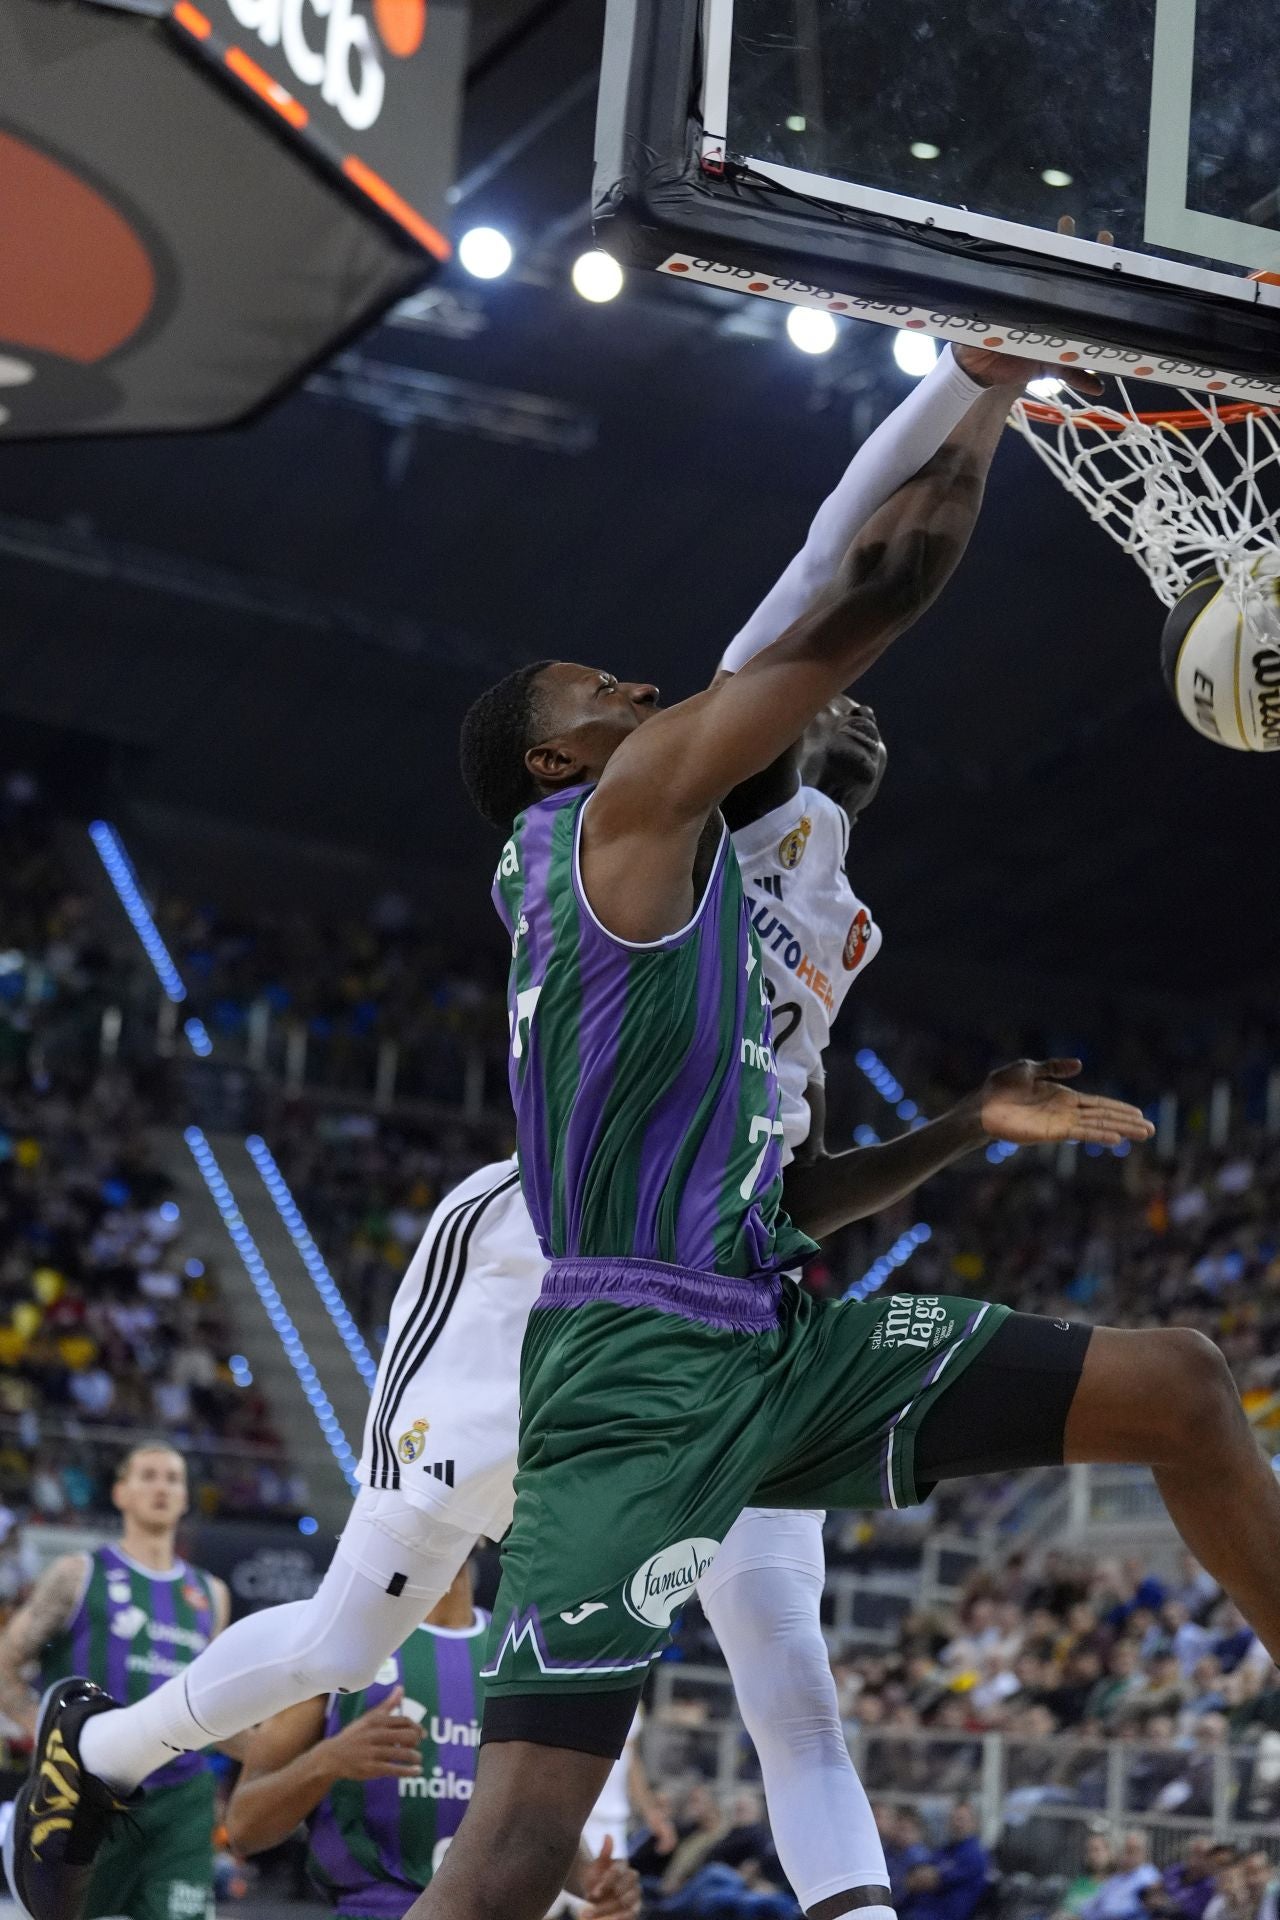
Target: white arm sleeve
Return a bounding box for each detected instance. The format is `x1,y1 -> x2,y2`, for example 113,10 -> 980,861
719,345 -> 986,674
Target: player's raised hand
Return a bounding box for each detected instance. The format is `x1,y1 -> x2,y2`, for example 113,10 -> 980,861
975,1059 -> 1155,1147
953,342 -> 1104,398
580,1835 -> 642,1920
327,1685 -> 423,1782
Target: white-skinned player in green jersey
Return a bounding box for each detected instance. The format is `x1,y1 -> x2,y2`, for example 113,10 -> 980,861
0,1443 -> 233,1920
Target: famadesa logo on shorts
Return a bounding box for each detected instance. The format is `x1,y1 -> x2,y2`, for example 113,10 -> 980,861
623,1537 -> 720,1627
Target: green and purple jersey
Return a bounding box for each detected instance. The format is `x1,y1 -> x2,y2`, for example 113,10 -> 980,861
307,1611 -> 488,1917
492,785 -> 814,1282
41,1545 -> 217,1790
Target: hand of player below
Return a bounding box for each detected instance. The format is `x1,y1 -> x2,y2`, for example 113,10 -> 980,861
579,1836 -> 643,1920
953,342 -> 1105,398
971,1059 -> 1156,1147
327,1685 -> 423,1782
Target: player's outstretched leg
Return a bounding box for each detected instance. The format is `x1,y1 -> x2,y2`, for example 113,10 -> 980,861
1062,1326 -> 1280,1657
913,1316 -> 1280,1666
5,1494 -> 474,1920
701,1510 -> 894,1920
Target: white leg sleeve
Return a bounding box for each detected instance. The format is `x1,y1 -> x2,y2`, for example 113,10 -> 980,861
79,1489 -> 476,1794
699,1509 -> 891,1914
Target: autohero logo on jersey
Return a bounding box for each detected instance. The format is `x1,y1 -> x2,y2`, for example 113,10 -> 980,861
870,1296 -> 956,1353
220,0 -> 426,130
623,1537 -> 720,1627
746,895 -> 836,1014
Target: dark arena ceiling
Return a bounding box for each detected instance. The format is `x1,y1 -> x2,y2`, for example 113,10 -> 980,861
0,0 -> 1276,1020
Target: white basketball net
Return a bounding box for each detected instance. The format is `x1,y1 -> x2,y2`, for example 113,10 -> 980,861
1011,384 -> 1280,649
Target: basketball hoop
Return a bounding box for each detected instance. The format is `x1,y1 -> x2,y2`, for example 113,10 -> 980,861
1011,385 -> 1280,648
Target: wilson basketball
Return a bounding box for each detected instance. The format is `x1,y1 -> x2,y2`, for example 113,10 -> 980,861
1160,558 -> 1280,751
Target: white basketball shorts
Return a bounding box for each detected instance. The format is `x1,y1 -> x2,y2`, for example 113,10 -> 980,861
357,1157 -> 547,1540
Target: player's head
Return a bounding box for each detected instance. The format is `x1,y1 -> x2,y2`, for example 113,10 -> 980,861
460,661 -> 659,827
800,696 -> 887,821
113,1440 -> 188,1533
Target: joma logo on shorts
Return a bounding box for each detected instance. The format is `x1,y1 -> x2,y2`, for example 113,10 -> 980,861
623,1537 -> 720,1627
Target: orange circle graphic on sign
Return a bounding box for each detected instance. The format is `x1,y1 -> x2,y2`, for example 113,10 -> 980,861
373,0 -> 426,57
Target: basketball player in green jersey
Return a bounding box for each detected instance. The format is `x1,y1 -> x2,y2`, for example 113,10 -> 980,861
396,352 -> 1280,1920
0,1443 -> 232,1920
226,1562 -> 640,1920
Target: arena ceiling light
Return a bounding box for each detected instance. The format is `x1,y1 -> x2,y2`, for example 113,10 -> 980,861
571,249 -> 624,303
892,330 -> 940,377
786,307 -> 838,355
1041,167 -> 1074,188
909,141 -> 941,161
457,225 -> 513,279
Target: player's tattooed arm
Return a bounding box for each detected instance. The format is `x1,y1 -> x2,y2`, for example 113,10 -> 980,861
585,383 -> 1021,942
0,1552 -> 89,1739
785,1059 -> 1153,1241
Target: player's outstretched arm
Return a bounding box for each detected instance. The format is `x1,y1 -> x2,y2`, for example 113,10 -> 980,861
784,1060 -> 1154,1241
594,376 -> 1018,848
716,345 -> 986,682
226,1689 -> 422,1856
582,380 -> 1018,941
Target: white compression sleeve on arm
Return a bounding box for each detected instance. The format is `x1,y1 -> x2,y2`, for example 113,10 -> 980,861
719,345 -> 985,675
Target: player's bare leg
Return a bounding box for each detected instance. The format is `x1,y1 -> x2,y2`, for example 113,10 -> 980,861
405,1742 -> 610,1920
1065,1327 -> 1280,1661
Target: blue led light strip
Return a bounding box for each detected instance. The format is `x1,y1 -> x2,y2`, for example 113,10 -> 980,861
184,1126 -> 359,1490
244,1134 -> 378,1390
95,821 -> 375,1389
88,821 -> 188,1004
845,1222 -> 933,1303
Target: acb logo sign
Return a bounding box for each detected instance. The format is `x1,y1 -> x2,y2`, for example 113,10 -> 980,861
221,0 -> 426,131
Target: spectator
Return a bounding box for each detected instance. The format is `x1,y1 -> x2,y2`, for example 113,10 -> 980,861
1143,1837 -> 1223,1920
1081,1831 -> 1161,1920
879,1806 -> 931,1909
901,1802 -> 990,1920
1058,1832 -> 1117,1920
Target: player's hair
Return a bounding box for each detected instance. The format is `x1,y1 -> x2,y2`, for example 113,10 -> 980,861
115,1437 -> 184,1482
459,660 -> 555,829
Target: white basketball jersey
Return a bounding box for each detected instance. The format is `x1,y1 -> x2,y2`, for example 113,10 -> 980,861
731,785 -> 881,1160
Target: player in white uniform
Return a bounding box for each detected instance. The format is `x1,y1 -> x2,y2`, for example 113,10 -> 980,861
19,344 -> 994,1920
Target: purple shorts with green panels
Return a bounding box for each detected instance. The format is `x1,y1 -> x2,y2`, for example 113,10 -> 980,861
481,1256 -> 1008,1698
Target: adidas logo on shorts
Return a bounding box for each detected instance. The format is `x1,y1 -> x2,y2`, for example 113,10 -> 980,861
422,1459 -> 455,1487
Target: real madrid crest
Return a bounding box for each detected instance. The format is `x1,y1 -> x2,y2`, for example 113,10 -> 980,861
777,816 -> 812,871
398,1416 -> 430,1465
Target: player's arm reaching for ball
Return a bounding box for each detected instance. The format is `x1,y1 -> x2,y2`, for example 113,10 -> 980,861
580,371 -> 1025,942
784,1059 -> 1154,1241
0,1553 -> 88,1740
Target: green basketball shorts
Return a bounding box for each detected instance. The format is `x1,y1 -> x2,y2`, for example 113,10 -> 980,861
84,1770 -> 216,1920
481,1256 -> 1008,1735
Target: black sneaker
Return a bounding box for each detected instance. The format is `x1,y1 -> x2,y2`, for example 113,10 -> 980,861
2,1677 -> 137,1920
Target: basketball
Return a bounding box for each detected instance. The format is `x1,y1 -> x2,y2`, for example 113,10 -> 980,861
1160,558 -> 1280,751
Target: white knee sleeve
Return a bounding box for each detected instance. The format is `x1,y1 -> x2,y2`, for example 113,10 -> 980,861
702,1511 -> 890,1912
80,1490 -> 477,1794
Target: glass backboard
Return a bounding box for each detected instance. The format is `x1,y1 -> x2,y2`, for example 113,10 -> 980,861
595,0 -> 1280,401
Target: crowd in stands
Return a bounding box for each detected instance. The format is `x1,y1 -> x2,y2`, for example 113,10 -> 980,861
0,773 -> 302,1529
